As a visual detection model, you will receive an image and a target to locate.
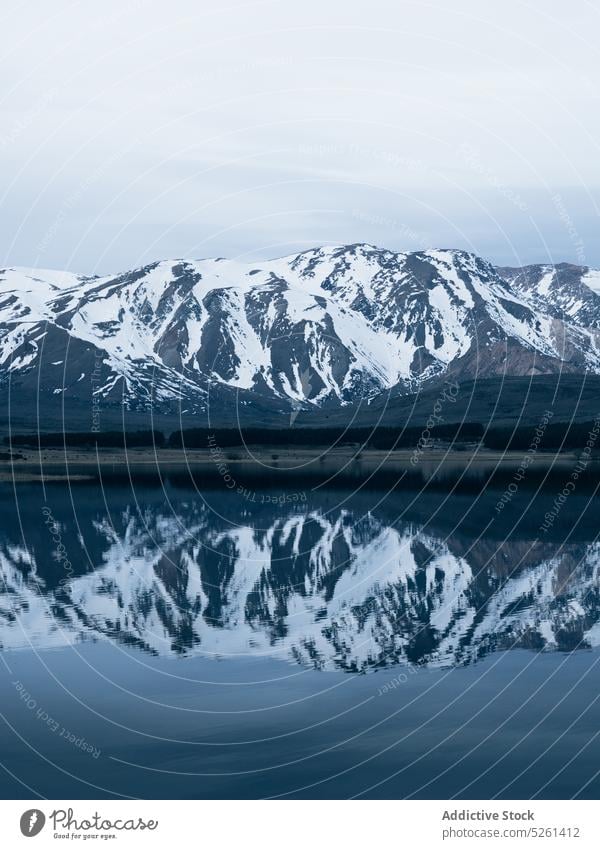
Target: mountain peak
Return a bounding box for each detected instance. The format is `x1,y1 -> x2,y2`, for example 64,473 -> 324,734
1,247 -> 599,423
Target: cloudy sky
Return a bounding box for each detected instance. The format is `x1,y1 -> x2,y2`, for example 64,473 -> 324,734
1,0 -> 599,274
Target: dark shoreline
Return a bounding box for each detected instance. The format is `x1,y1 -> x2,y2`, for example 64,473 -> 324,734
2,445 -> 600,493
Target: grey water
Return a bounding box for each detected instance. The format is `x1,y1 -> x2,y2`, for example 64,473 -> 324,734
1,477 -> 600,799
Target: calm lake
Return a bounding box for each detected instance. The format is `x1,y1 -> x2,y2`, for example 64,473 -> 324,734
1,476 -> 600,799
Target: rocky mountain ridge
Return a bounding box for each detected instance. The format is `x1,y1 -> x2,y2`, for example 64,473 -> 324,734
2,246 -> 600,424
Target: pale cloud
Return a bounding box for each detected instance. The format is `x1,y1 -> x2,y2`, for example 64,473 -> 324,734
1,0 -> 599,273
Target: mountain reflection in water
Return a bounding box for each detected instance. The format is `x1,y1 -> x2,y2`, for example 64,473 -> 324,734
1,481 -> 599,671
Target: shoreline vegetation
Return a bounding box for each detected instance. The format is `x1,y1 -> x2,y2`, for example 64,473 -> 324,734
3,419 -> 600,452
1,423 -> 599,489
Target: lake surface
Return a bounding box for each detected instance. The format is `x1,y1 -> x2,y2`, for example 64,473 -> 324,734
1,476 -> 600,799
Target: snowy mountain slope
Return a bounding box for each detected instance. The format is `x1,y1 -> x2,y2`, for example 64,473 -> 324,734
2,246 -> 600,420
1,500 -> 599,669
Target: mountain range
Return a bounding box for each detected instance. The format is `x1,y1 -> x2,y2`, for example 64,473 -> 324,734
2,245 -> 600,429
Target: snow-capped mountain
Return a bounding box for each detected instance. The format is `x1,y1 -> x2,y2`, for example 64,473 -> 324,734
2,245 -> 600,423
498,262 -> 600,330
1,497 -> 599,670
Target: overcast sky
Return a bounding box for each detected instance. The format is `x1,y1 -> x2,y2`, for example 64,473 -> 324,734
1,0 -> 599,274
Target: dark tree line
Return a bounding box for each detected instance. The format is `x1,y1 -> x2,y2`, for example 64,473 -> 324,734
4,420 -> 598,452
4,430 -> 165,448
167,420 -> 600,450
482,420 -> 600,451
167,423 -> 485,449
